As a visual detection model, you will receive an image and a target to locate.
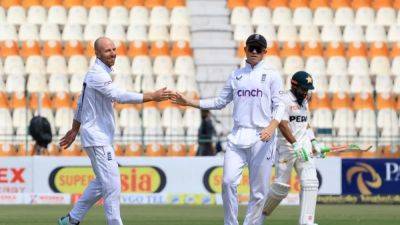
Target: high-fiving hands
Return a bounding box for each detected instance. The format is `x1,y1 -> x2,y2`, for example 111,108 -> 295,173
151,87 -> 173,102
170,91 -> 189,106
169,91 -> 199,108
147,89 -> 199,108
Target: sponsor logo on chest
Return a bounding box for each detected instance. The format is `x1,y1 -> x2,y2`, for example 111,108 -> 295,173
235,72 -> 266,98
237,89 -> 263,97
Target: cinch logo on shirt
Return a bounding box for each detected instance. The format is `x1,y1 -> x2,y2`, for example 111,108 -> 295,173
289,116 -> 307,122
237,89 -> 263,97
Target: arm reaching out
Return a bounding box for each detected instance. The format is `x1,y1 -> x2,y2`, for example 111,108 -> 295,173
170,91 -> 200,108
91,73 -> 172,104
143,87 -> 173,102
171,74 -> 234,109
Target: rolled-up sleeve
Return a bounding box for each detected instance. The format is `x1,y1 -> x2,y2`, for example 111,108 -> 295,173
270,71 -> 285,122
199,74 -> 234,110
91,73 -> 143,104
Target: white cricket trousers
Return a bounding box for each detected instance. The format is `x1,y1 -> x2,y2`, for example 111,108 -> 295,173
223,137 -> 276,225
69,145 -> 123,225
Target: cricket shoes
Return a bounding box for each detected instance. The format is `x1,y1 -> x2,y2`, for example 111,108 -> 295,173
58,214 -> 80,225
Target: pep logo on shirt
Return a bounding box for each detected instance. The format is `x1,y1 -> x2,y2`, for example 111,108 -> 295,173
289,115 -> 307,122
236,89 -> 263,97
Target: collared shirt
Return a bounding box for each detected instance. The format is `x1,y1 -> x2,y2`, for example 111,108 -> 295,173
278,91 -> 311,149
199,60 -> 285,147
74,58 -> 143,147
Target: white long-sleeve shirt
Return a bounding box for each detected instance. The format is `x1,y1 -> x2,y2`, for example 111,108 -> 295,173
199,60 -> 285,148
74,59 -> 143,147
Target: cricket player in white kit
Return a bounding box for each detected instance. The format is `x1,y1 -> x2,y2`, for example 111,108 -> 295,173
58,37 -> 171,225
171,34 -> 285,225
259,71 -> 327,225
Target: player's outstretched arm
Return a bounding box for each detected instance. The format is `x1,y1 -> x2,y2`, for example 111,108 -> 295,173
92,73 -> 172,104
143,87 -> 173,102
170,92 -> 200,108
171,72 -> 234,109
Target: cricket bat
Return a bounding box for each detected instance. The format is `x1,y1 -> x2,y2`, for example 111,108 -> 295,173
321,144 -> 373,153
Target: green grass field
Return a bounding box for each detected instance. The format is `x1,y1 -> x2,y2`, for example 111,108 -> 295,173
0,205 -> 399,225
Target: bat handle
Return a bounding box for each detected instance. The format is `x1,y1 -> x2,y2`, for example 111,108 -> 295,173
321,147 -> 331,153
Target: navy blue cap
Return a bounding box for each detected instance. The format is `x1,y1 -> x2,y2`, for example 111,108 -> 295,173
246,34 -> 267,49
291,71 -> 315,90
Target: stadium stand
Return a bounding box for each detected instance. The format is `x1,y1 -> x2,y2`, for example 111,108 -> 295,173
0,0 -> 202,157
0,0 -> 399,157
227,0 -> 400,157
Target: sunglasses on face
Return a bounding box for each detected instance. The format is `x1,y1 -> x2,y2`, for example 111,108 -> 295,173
247,45 -> 265,54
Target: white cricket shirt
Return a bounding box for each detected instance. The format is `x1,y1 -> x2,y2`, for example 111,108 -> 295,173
199,60 -> 285,148
278,91 -> 312,150
74,59 -> 144,147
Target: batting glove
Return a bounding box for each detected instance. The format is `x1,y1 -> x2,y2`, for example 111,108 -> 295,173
311,140 -> 329,158
292,142 -> 309,162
